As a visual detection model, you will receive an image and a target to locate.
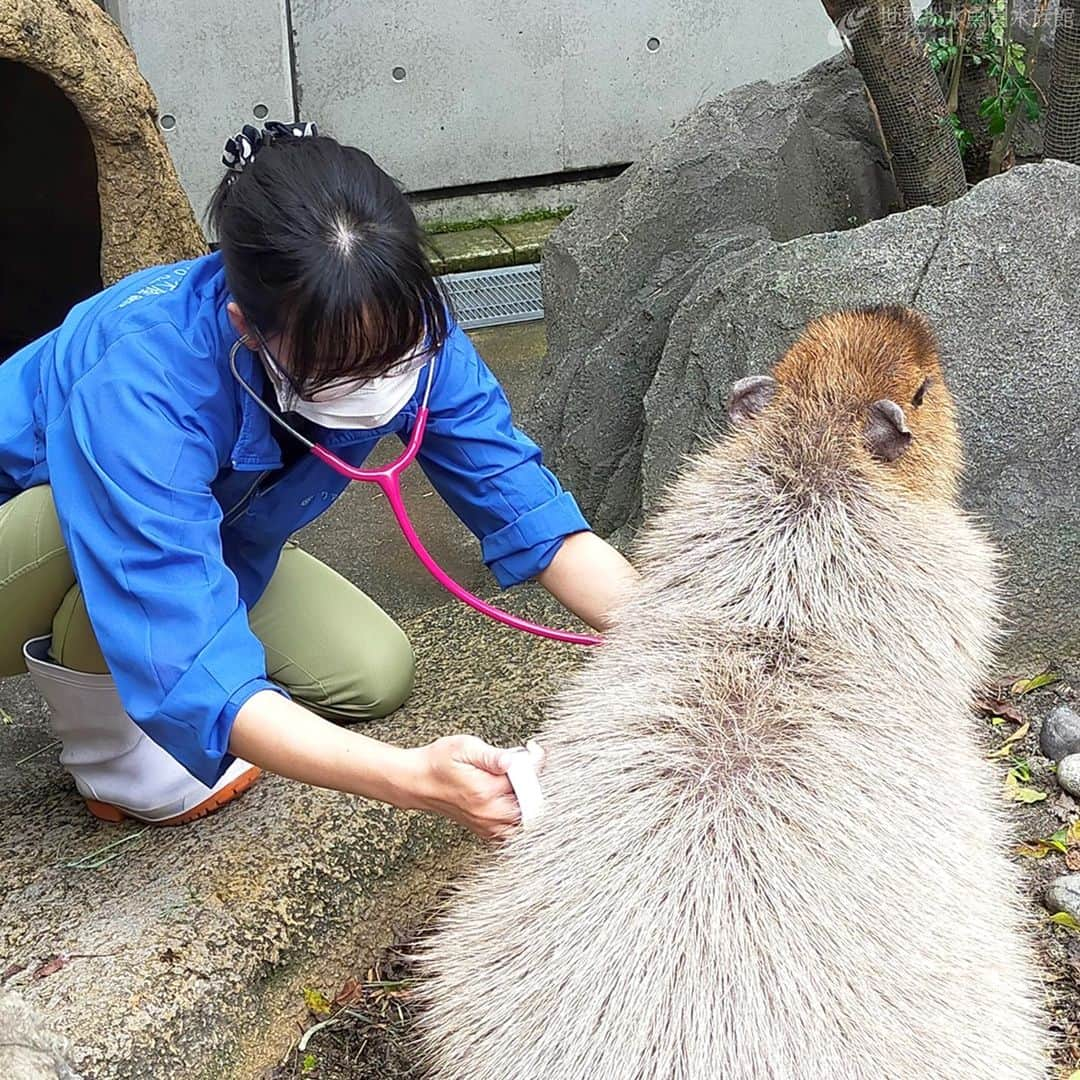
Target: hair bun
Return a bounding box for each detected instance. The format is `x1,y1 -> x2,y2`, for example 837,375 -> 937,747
221,120 -> 319,176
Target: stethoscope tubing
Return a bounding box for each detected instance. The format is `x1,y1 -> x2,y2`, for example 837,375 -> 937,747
228,339 -> 603,647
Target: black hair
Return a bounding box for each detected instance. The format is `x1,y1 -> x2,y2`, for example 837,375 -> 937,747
208,129 -> 450,398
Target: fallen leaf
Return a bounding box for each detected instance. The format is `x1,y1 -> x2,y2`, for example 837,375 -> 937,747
1005,722 -> 1031,746
1003,773 -> 1048,803
1,963 -> 26,983
303,986 -> 332,1016
32,955 -> 69,980
333,977 -> 362,1007
1048,911 -> 1080,932
1011,670 -> 1061,696
990,726 -> 1034,760
974,696 -> 1025,723
1016,825 -> 1074,859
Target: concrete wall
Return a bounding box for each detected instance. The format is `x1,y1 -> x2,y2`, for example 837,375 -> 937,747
106,1 -> 836,220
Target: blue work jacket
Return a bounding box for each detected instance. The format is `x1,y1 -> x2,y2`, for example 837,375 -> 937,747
0,252 -> 589,786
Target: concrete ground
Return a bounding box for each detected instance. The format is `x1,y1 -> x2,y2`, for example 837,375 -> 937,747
0,321 -> 590,1080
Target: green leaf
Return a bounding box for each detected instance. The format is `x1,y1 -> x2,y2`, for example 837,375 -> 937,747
1049,912 -> 1080,932
1015,786 -> 1048,804
301,1052 -> 318,1074
1015,787 -> 1048,803
1003,772 -> 1048,803
1011,670 -> 1061,696
303,987 -> 332,1015
1008,758 -> 1033,783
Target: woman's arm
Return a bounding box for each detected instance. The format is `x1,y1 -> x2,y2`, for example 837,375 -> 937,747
229,690 -> 522,840
537,530 -> 640,632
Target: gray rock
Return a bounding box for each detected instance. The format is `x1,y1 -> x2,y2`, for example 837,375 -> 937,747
632,162 -> 1080,666
530,54 -> 897,534
0,990 -> 82,1079
1056,754 -> 1080,797
1044,874 -> 1080,921
1040,704 -> 1080,763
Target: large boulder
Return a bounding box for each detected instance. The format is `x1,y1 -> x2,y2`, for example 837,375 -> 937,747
638,161 -> 1078,666
529,55 -> 898,533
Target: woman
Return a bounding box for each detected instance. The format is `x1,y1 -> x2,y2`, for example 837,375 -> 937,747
0,123 -> 636,839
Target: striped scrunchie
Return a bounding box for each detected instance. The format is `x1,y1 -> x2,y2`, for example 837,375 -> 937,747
221,120 -> 319,176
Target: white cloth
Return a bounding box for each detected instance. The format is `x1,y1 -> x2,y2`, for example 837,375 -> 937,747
506,740 -> 546,828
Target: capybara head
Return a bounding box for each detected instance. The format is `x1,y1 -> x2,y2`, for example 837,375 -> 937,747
727,306 -> 962,502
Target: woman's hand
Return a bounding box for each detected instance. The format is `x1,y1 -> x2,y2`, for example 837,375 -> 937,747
402,735 -> 522,841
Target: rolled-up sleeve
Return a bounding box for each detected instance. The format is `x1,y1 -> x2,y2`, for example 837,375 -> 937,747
45,332 -> 285,786
416,325 -> 591,587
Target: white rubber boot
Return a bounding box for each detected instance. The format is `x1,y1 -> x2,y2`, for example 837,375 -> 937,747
22,636 -> 260,825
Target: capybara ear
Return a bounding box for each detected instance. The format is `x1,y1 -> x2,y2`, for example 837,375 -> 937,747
865,399 -> 912,461
728,375 -> 777,424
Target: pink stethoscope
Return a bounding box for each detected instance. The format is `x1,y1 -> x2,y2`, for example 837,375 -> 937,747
229,338 -> 602,648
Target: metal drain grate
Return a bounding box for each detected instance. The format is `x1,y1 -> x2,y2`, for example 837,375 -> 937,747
438,264 -> 544,329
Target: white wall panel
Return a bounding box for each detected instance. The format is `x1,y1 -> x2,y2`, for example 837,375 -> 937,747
110,1 -> 837,207
110,0 -> 296,222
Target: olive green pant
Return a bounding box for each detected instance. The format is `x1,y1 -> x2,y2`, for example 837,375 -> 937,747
0,485 -> 414,721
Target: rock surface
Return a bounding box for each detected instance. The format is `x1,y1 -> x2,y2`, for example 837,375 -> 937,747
529,55 -> 897,534
0,590 -> 584,1080
1045,874 -> 1080,921
0,0 -> 205,283
1056,755 -> 1080,799
1042,705 -> 1080,763
541,158 -> 1080,666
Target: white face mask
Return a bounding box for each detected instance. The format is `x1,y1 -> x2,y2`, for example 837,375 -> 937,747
261,345 -> 427,430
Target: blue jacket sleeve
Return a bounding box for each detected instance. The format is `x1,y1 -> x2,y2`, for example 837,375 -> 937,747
417,325 -> 591,587
45,330 -> 286,786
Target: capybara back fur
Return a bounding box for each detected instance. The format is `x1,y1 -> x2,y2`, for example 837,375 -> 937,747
415,307 -> 1049,1079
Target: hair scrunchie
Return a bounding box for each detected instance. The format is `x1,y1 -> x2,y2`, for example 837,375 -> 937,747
221,120 -> 319,176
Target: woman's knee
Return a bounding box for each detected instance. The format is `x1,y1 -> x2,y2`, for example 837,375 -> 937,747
296,624 -> 415,722
0,485 -> 78,676
50,584 -> 109,674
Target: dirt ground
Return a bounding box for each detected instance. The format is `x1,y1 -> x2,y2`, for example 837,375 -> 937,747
266,668 -> 1080,1080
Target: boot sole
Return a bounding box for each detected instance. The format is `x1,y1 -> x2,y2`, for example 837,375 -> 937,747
84,766 -> 263,827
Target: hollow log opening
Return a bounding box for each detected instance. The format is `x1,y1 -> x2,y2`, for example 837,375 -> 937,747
0,60 -> 102,361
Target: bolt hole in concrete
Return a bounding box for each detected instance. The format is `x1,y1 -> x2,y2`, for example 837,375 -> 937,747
0,60 -> 102,362
646,36 -> 661,51
392,66 -> 407,82
253,102 -> 270,119
159,113 -> 176,131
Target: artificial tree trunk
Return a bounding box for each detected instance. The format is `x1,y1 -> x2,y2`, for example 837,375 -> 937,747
822,0 -> 969,206
1046,0 -> 1080,162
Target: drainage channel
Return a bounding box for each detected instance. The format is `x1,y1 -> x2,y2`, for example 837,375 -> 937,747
438,263 -> 544,329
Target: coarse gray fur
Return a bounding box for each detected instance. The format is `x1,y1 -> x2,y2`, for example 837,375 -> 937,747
415,310 -> 1050,1079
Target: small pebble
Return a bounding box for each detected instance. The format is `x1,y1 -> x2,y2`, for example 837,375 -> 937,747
1038,704 -> 1080,762
1056,754 -> 1080,798
1044,874 -> 1080,920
